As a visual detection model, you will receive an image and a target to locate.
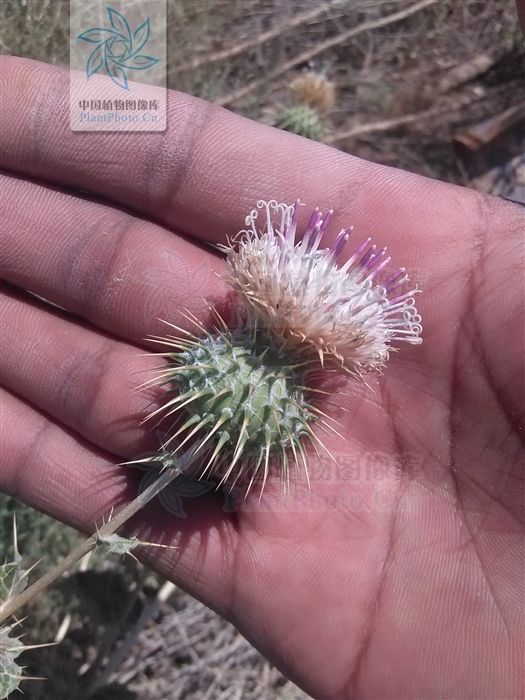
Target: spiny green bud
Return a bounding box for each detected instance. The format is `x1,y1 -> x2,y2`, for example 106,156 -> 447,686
150,323 -> 317,490
273,104 -> 325,142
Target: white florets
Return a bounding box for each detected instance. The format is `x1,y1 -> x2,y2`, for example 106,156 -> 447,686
222,200 -> 422,375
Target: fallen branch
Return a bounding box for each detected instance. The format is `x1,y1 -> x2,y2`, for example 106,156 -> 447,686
326,105 -> 442,143
326,87 -> 489,143
215,0 -> 439,108
439,54 -> 495,93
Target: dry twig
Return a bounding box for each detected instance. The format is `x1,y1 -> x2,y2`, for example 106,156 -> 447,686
326,90 -> 484,144
172,0 -> 347,75
326,105 -> 442,142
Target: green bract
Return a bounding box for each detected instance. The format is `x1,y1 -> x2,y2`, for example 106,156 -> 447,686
273,104 -> 325,142
151,323 -> 317,490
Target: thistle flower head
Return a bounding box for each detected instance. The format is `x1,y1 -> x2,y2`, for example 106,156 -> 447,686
139,200 -> 423,494
223,200 -> 422,376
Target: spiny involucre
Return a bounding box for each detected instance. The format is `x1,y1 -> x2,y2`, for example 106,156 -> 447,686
147,318 -> 317,491
146,200 -> 422,490
272,104 -> 326,142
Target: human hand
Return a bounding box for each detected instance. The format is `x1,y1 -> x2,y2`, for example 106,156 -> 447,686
1,57 -> 523,699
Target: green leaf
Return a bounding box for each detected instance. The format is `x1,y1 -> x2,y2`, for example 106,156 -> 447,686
0,562 -> 26,605
0,522 -> 27,605
96,534 -> 144,556
0,627 -> 24,699
96,534 -> 173,556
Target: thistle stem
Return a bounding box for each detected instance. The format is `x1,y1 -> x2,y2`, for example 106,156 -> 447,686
0,447 -> 197,622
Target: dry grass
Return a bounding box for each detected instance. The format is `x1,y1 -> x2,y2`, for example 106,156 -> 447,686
119,587 -> 311,700
1,1 -> 523,698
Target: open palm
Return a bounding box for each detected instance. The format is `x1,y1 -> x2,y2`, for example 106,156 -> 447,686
1,58 -> 523,699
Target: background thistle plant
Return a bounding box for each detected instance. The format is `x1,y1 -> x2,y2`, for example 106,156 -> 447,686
269,72 -> 335,142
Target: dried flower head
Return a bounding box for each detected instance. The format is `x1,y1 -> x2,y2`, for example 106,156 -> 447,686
222,200 -> 422,376
289,72 -> 336,114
